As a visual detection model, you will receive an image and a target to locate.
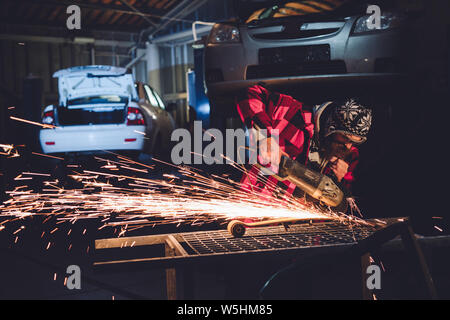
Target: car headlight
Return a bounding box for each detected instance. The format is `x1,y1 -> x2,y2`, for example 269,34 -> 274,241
208,24 -> 241,43
352,12 -> 407,34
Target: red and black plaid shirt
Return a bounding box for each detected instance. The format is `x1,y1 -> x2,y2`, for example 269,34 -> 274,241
236,85 -> 358,198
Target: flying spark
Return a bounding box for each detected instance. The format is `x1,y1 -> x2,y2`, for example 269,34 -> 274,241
10,116 -> 56,129
0,153 -> 365,237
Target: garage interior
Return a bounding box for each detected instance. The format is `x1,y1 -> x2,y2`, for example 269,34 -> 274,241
0,0 -> 450,301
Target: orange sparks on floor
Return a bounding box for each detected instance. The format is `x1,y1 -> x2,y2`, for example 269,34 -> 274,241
10,116 -> 56,129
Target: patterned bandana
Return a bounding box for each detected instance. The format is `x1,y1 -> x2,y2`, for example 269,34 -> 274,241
323,99 -> 372,143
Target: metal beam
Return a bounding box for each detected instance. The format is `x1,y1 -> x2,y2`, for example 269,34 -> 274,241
136,0 -> 204,43
148,0 -> 209,38
124,52 -> 146,69
2,0 -> 168,20
0,34 -> 135,48
164,92 -> 188,101
149,0 -> 193,34
117,0 -> 158,27
151,25 -> 212,45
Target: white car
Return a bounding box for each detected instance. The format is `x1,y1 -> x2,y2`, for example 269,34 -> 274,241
40,65 -> 172,157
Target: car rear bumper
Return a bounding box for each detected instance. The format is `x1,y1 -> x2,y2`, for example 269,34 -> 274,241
40,124 -> 146,154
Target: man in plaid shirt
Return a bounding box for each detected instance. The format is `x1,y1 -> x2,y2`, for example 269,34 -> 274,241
236,84 -> 372,205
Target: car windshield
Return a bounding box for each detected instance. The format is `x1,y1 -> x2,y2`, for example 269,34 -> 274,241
68,95 -> 128,105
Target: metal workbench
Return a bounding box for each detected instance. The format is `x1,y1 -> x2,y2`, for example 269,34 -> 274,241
94,217 -> 443,299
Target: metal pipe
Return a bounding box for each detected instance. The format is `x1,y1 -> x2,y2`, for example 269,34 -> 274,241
192,21 -> 215,41
124,52 -> 146,69
148,0 -> 208,38
90,47 -> 95,65
151,25 -> 213,44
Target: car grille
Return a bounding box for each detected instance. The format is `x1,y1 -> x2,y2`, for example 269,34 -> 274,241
252,28 -> 340,40
247,21 -> 345,41
246,60 -> 347,79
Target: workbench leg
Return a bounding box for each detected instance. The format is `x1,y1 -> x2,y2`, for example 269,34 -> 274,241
165,244 -> 177,300
361,253 -> 374,300
165,265 -> 195,300
164,237 -> 194,300
166,268 -> 177,300
400,224 -> 438,299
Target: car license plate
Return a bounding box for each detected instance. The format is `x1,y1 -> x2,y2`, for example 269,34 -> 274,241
259,44 -> 330,65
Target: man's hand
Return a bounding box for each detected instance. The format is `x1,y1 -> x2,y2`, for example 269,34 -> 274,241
329,157 -> 349,182
258,137 -> 285,167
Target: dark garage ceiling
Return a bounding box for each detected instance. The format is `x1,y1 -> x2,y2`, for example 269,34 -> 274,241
1,0 -> 189,33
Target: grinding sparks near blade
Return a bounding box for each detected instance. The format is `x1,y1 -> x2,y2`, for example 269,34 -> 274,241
0,153 -> 365,237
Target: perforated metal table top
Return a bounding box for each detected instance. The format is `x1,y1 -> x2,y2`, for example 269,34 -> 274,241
180,220 -> 382,255
94,218 -> 403,270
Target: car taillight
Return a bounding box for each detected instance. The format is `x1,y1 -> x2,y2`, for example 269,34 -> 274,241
127,107 -> 145,126
42,110 -> 54,125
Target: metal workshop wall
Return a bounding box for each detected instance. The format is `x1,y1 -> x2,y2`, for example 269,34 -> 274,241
0,38 -> 135,109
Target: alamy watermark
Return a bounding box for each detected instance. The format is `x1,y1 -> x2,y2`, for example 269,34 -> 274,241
366,264 -> 381,290
66,265 -> 81,290
366,5 -> 381,30
170,121 -> 280,173
66,5 -> 81,30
